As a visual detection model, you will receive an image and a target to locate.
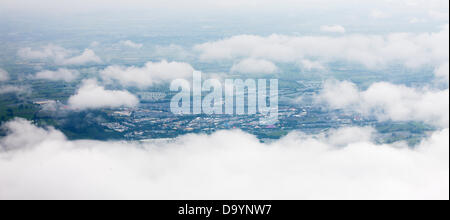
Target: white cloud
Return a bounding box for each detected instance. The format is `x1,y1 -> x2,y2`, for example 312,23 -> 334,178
325,126 -> 375,147
194,26 -> 449,69
316,80 -> 360,109
0,118 -> 448,200
435,62 -> 449,84
231,59 -> 278,74
120,40 -> 143,49
18,45 -> 102,66
0,85 -> 30,95
60,49 -> 102,66
0,69 -> 9,82
320,25 -> 346,33
370,9 -> 390,19
18,44 -> 69,61
35,68 -> 80,82
317,80 -> 450,128
100,60 -> 195,88
68,79 -> 139,110
299,59 -> 325,71
40,100 -> 64,112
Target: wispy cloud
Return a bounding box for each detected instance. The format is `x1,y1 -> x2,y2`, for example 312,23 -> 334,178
0,69 -> 9,82
119,40 -> 143,49
316,80 -> 449,128
0,85 -> 30,95
18,45 -> 102,66
34,68 -> 80,82
231,59 -> 278,74
100,60 -> 195,88
320,25 -> 346,33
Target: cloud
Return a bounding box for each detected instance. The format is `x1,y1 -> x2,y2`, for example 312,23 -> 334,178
90,41 -> 100,48
2,0 -> 448,18
120,40 -> 143,49
316,80 -> 449,128
325,126 -> 376,147
61,49 -> 101,65
0,85 -> 30,95
153,44 -> 193,60
100,60 -> 195,88
316,80 -> 360,109
320,25 -> 346,33
299,59 -> 326,71
231,59 -> 278,74
40,100 -> 65,112
0,69 -> 9,82
68,79 -> 139,110
435,62 -> 449,84
0,118 -> 448,200
370,9 -> 390,19
34,68 -> 80,82
18,45 -> 101,66
18,45 -> 69,61
194,26 -> 449,69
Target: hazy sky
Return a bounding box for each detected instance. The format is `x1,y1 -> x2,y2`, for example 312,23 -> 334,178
1,0 -> 448,18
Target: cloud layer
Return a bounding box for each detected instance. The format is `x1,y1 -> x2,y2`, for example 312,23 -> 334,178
35,68 -> 80,82
0,86 -> 30,95
231,59 -> 278,74
299,59 -> 326,71
0,118 -> 448,200
316,80 -> 449,127
194,26 -> 449,69
119,40 -> 143,49
100,60 -> 195,88
68,79 -> 139,110
18,45 -> 101,66
435,62 -> 449,83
